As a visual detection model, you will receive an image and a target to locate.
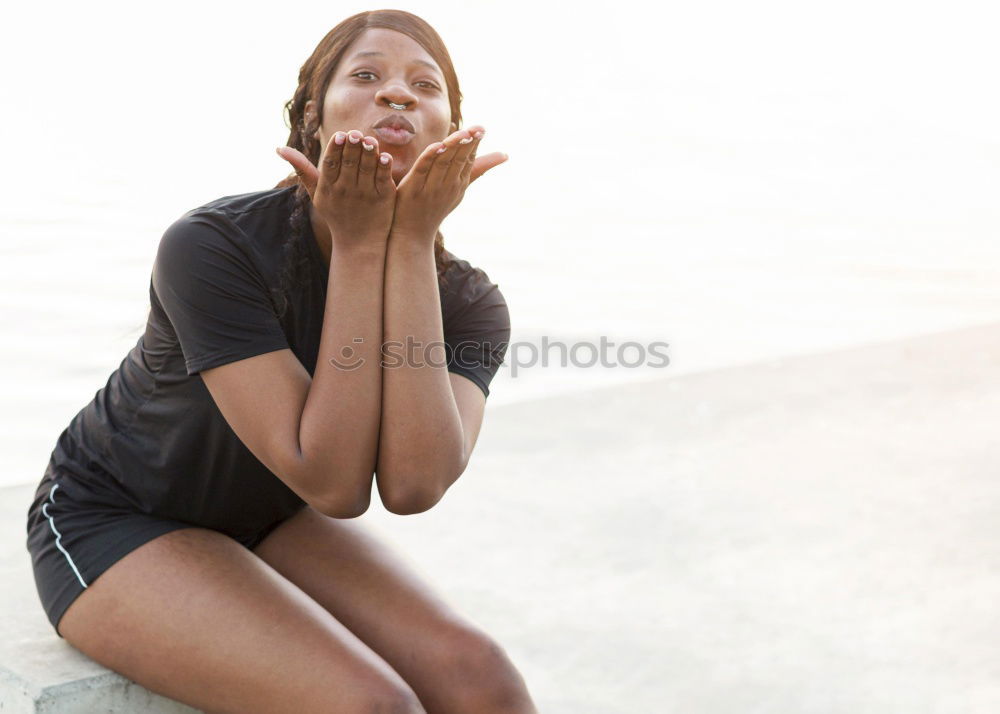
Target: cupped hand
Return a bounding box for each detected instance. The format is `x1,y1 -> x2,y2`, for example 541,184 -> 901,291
389,125 -> 508,242
276,129 -> 397,250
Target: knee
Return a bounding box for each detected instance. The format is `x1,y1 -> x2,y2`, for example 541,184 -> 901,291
436,625 -> 533,711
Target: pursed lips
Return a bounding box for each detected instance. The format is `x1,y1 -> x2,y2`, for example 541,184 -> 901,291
373,114 -> 415,133
372,116 -> 416,146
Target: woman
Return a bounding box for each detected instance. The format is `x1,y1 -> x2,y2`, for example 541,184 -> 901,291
24,9 -> 538,714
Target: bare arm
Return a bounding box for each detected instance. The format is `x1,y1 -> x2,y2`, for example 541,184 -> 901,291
374,125 -> 509,513
376,236 -> 466,514
293,239 -> 388,505
200,130 -> 396,518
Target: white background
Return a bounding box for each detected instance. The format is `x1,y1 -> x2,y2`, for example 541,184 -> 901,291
2,0 -> 999,486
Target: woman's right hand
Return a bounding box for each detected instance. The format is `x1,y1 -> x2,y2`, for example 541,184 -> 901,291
276,129 -> 397,249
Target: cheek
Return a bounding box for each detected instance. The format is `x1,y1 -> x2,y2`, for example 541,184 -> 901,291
322,89 -> 366,125
426,115 -> 453,141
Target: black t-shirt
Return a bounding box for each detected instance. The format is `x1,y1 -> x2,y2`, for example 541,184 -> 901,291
45,186 -> 510,537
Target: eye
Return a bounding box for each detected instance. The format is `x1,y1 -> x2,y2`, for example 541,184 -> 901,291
351,71 -> 439,90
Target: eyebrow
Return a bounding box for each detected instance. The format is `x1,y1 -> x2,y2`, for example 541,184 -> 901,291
348,51 -> 442,76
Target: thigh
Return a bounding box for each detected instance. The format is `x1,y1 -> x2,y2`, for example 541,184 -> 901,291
58,526 -> 426,714
250,507 -> 527,712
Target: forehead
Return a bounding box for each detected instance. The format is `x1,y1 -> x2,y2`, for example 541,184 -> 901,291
342,28 -> 442,76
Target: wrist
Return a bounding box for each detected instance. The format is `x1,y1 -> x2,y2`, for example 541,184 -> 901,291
328,234 -> 390,262
388,225 -> 438,248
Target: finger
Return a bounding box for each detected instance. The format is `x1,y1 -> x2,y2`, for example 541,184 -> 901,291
319,131 -> 347,188
453,127 -> 485,185
341,129 -> 365,186
276,146 -> 320,199
426,128 -> 469,187
446,126 -> 483,183
402,140 -> 447,193
358,134 -> 380,190
375,150 -> 394,196
469,151 -> 509,184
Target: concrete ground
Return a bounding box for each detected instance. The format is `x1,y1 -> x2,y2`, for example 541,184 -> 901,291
2,321 -> 999,713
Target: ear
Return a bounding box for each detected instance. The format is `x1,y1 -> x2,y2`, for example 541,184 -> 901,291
450,120 -> 458,132
304,99 -> 318,130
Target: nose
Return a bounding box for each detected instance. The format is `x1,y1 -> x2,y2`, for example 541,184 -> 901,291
375,80 -> 418,109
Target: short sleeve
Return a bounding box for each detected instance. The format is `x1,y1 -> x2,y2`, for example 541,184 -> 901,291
444,277 -> 511,399
151,213 -> 290,376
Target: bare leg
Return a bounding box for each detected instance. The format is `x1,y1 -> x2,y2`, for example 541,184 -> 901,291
252,507 -> 539,714
58,526 -> 428,714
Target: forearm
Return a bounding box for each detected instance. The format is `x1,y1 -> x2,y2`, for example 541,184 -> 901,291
377,234 -> 465,511
298,237 -> 388,515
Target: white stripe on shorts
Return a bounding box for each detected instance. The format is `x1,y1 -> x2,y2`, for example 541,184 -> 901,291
41,483 -> 89,588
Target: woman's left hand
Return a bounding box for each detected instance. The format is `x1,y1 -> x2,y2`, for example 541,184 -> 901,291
389,125 -> 508,243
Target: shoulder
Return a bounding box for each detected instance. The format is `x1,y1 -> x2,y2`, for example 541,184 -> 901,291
158,186 -> 299,257
439,248 -> 511,336
193,185 -> 299,221
440,248 -> 506,307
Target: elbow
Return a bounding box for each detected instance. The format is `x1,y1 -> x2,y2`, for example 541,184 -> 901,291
378,462 -> 462,515
317,494 -> 371,519
289,430 -> 379,519
299,464 -> 374,520
380,481 -> 444,515
377,445 -> 466,515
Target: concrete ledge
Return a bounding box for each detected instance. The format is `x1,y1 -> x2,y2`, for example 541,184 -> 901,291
0,485 -> 200,713
0,665 -> 197,713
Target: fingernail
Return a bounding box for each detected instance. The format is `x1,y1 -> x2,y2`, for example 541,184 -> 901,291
380,153 -> 390,165
348,132 -> 361,143
436,144 -> 448,154
334,132 -> 346,145
459,135 -> 473,145
362,140 -> 374,151
275,147 -> 285,156
473,130 -> 484,139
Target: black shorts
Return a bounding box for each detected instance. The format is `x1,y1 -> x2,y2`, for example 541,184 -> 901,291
25,459 -> 303,639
